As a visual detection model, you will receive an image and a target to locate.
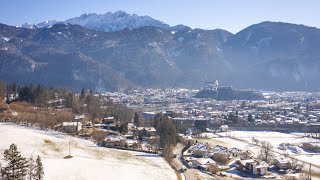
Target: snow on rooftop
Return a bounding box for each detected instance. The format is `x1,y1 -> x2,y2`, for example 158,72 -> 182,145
62,122 -> 80,126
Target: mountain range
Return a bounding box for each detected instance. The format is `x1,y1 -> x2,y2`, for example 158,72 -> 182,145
1,11 -> 320,91
21,11 -> 190,32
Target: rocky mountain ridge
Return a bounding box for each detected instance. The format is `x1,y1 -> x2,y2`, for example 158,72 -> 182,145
1,19 -> 320,91
21,10 -> 190,32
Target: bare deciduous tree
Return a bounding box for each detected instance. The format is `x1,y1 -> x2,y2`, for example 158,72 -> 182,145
251,137 -> 260,145
208,164 -> 219,174
258,141 -> 274,163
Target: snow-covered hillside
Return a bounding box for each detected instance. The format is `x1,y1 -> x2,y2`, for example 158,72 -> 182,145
0,123 -> 176,180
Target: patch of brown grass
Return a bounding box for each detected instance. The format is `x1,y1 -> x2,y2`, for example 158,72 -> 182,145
43,139 -> 61,152
194,172 -> 203,180
175,170 -> 182,180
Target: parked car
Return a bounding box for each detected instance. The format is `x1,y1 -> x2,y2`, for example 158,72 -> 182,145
220,172 -> 227,177
180,165 -> 187,173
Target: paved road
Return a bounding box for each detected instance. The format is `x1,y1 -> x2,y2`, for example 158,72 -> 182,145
172,143 -> 200,180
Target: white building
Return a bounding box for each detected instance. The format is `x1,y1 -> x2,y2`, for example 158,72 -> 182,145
274,157 -> 291,169
61,122 -> 82,133
253,161 -> 269,175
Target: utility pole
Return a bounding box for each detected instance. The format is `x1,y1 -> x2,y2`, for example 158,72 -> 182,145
308,163 -> 312,180
69,141 -> 71,157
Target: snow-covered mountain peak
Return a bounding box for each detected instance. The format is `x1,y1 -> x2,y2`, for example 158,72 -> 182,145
64,11 -> 170,32
21,20 -> 58,29
21,11 -> 179,32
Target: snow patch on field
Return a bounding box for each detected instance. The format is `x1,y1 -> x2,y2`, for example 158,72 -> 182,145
0,123 -> 176,180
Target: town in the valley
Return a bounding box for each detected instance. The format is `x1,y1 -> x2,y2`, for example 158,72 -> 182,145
2,80 -> 320,180
2,1 -> 320,179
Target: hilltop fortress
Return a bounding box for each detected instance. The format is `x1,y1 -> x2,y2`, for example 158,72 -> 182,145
195,80 -> 264,100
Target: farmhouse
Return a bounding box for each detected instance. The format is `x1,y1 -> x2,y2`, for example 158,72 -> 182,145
236,159 -> 269,175
236,159 -> 255,173
274,157 -> 292,169
102,117 -> 115,125
191,143 -> 209,157
103,135 -> 126,147
135,127 -> 157,138
61,122 -> 82,134
229,147 -> 242,157
253,161 -> 269,175
74,114 -> 85,121
144,127 -> 157,137
185,157 -> 215,169
240,150 -> 255,160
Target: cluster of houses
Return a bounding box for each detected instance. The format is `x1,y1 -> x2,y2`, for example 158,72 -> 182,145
57,114 -> 159,152
101,88 -> 320,135
182,142 -> 304,178
49,88 -> 320,144
102,125 -> 158,151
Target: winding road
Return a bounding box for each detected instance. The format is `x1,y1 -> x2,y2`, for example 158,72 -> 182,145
172,143 -> 200,180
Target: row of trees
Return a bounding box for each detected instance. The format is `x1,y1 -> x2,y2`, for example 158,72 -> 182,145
4,82 -> 58,107
153,114 -> 178,161
0,101 -> 75,130
1,81 -> 133,129
0,143 -> 44,180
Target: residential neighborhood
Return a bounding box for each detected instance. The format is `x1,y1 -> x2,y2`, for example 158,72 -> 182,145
1,1 -> 320,179
1,82 -> 320,179
39,85 -> 320,179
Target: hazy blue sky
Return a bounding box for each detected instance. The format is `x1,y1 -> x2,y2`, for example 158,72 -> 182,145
0,0 -> 319,33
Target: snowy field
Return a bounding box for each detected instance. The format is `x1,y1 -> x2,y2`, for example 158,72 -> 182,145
197,131 -> 320,171
0,123 -> 176,180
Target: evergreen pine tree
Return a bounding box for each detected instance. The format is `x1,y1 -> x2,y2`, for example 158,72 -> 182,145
27,155 -> 36,180
133,113 -> 141,127
80,88 -> 86,99
156,115 -> 177,149
3,143 -> 28,180
6,93 -> 10,104
35,84 -> 47,107
12,83 -> 17,97
0,80 -> 5,100
0,162 -> 4,179
248,114 -> 254,123
35,155 -> 44,180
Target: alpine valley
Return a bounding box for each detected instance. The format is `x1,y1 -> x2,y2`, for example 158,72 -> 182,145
1,11 -> 320,91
